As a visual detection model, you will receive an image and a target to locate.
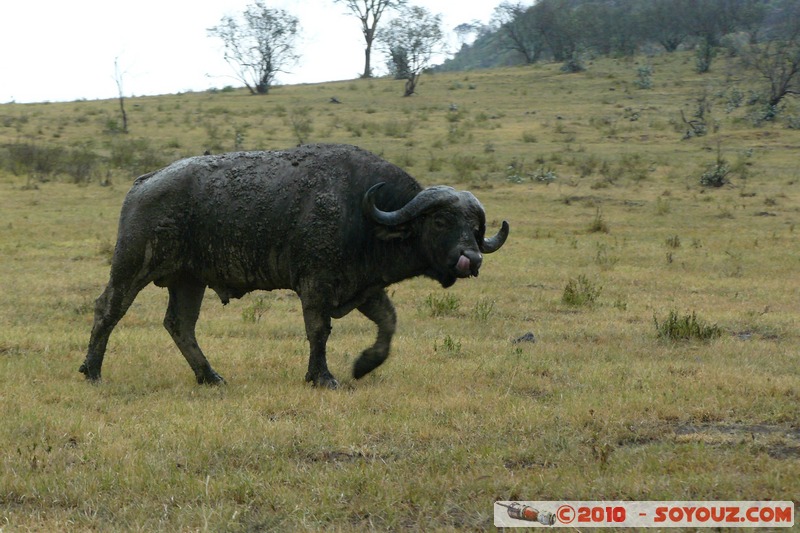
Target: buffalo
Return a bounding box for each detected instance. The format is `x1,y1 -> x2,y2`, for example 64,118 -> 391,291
80,143 -> 509,388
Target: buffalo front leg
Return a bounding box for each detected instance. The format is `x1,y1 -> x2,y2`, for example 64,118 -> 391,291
163,280 -> 224,385
80,278 -> 148,382
353,290 -> 396,380
301,304 -> 338,389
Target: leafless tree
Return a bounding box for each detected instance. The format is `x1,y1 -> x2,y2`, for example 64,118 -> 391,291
208,2 -> 299,95
334,0 -> 406,78
113,58 -> 128,134
743,2 -> 800,111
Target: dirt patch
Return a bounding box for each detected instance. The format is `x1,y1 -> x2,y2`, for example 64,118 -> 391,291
674,422 -> 800,440
673,422 -> 800,459
305,449 -> 391,464
504,457 -> 558,470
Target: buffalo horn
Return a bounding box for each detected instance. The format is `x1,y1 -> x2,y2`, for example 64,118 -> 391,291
363,183 -> 458,226
481,220 -> 510,253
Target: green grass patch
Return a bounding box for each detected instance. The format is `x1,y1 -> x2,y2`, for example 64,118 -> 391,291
654,310 -> 723,341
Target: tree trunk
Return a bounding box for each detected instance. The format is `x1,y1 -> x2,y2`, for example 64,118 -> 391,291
363,38 -> 373,78
118,95 -> 128,134
403,74 -> 417,97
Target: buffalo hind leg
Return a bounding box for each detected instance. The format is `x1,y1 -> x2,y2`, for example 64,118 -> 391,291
301,304 -> 338,389
353,290 -> 396,380
164,280 -> 224,385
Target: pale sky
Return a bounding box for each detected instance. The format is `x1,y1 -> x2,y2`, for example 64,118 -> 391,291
1,0 -> 499,104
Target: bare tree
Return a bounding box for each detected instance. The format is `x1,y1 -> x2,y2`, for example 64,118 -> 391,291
380,5 -> 444,96
334,0 -> 406,78
208,2 -> 299,95
743,2 -> 800,113
113,57 -> 128,134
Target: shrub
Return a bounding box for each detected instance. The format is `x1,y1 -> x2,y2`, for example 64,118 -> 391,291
1,142 -> 100,183
63,144 -> 100,184
700,143 -> 730,188
695,40 -> 716,74
532,166 -> 557,184
654,311 -> 722,341
700,163 -> 730,187
109,138 -> 168,175
451,154 -> 481,177
2,142 -> 64,178
561,52 -> 586,73
634,65 -> 653,89
562,275 -> 601,307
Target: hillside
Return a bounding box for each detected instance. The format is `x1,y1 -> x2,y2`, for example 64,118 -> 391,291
1,52 -> 799,190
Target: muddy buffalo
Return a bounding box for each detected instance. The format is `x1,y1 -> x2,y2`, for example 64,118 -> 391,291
80,143 -> 509,388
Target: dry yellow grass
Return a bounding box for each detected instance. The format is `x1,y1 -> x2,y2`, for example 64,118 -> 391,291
1,53 -> 799,530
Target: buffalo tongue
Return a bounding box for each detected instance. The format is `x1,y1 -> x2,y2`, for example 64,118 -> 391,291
456,255 -> 471,275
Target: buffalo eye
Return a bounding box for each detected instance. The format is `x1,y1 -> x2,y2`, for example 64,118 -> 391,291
431,212 -> 451,229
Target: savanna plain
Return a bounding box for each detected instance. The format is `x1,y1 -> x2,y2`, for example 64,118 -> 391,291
1,53 -> 799,530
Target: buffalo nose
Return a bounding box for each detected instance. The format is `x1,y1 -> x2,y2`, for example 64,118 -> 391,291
464,251 -> 482,275
472,253 -> 483,273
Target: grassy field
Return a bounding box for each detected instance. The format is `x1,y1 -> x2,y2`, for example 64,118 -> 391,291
1,52 -> 799,530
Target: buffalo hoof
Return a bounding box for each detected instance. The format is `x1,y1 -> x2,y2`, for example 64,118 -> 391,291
353,347 -> 388,380
305,371 -> 339,390
196,369 -> 226,385
78,362 -> 101,383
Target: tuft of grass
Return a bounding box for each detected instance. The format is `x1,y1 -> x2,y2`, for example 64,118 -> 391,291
587,208 -> 610,233
242,295 -> 270,323
665,235 -> 681,248
562,275 -> 602,307
434,334 -> 462,355
654,310 -> 722,341
472,298 -> 495,321
423,292 -> 460,317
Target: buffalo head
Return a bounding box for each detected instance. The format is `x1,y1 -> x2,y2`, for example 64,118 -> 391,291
363,182 -> 510,287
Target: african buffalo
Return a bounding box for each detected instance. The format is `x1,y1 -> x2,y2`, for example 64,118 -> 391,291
80,143 -> 509,388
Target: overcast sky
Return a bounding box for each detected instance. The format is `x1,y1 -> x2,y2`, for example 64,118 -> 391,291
1,0 -> 499,104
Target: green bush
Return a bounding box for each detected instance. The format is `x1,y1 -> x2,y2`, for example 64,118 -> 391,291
109,138 -> 168,175
635,65 -> 653,89
700,163 -> 730,187
2,142 -> 64,178
654,310 -> 722,341
1,142 -> 100,183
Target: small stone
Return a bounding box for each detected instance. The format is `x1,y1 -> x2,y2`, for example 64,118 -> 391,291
512,332 -> 536,344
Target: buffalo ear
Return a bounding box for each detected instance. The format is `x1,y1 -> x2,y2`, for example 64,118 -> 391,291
374,223 -> 413,241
